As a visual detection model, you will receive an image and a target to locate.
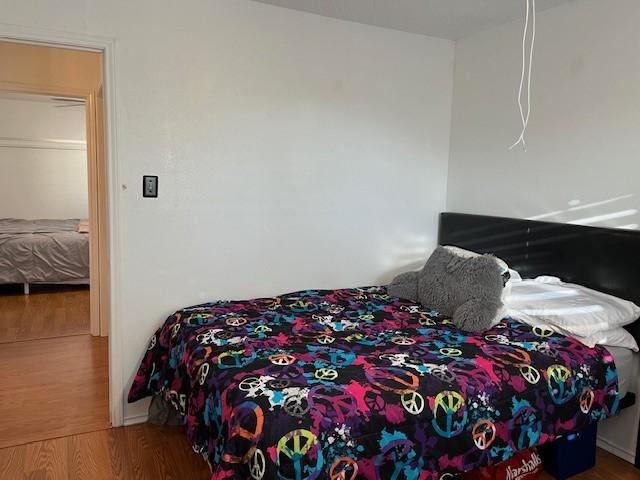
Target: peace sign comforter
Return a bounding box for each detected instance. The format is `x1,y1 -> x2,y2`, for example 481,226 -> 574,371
128,286 -> 619,479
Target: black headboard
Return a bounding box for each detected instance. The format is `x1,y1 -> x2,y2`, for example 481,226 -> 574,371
438,212 -> 640,343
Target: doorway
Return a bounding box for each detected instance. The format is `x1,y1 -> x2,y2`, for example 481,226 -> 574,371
0,40 -> 111,447
0,91 -> 90,341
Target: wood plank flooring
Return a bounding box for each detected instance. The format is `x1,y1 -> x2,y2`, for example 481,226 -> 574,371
0,424 -> 210,480
0,426 -> 638,479
0,334 -> 110,449
0,285 -> 90,343
0,287 -> 637,478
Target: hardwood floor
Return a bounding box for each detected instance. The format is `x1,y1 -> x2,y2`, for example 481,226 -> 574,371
0,284 -> 90,343
0,334 -> 110,449
0,424 -> 637,480
0,286 -> 636,478
0,424 -> 210,480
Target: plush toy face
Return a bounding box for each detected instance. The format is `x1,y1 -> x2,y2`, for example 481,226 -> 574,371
388,246 -> 506,333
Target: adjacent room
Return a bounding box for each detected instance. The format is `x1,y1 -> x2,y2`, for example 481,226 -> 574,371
0,1 -> 639,479
0,91 -> 90,341
0,44 -> 110,452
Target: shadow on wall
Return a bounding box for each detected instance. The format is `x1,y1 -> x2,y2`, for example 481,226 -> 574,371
526,194 -> 638,230
378,194 -> 639,287
375,233 -> 434,286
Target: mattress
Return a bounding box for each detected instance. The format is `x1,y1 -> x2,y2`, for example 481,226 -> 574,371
606,346 -> 636,398
0,218 -> 89,284
129,286 -> 619,479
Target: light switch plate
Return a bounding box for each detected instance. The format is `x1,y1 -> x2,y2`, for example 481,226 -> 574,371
143,175 -> 158,198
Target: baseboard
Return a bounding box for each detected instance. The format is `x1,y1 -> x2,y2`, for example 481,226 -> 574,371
123,413 -> 148,426
597,436 -> 636,464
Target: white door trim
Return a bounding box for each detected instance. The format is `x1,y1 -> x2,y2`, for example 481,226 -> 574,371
0,23 -> 124,427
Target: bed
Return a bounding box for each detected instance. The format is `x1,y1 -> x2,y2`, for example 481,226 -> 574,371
439,212 -> 640,468
128,215 -> 638,479
0,218 -> 89,293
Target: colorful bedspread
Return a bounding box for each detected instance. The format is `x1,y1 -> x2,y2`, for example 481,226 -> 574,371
129,287 -> 619,479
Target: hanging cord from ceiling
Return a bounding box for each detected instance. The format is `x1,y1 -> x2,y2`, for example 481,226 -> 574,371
509,0 -> 536,152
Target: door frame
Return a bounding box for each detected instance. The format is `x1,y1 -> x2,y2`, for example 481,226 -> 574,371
0,79 -> 103,339
0,24 -> 124,427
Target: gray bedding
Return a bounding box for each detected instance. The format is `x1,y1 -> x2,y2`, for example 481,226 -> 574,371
0,219 -> 89,284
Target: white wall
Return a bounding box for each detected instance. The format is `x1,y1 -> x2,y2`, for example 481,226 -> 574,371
448,0 -> 640,230
0,0 -> 455,421
448,0 -> 640,462
0,96 -> 88,219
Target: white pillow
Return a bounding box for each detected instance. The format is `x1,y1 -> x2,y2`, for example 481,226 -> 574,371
505,276 -> 640,337
508,269 -> 523,282
572,328 -> 639,352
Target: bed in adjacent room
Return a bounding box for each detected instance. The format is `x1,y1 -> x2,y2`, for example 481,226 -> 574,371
0,218 -> 90,293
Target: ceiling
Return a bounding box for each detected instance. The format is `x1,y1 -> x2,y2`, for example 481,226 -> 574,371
251,0 -> 574,40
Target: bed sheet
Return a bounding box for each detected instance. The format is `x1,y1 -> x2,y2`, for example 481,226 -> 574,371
606,346 -> 636,398
0,218 -> 89,284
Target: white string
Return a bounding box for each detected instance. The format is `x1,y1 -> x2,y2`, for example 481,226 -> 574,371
509,0 -> 536,152
512,0 -> 529,150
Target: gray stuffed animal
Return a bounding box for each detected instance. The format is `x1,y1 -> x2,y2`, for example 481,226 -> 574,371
388,246 -> 507,333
